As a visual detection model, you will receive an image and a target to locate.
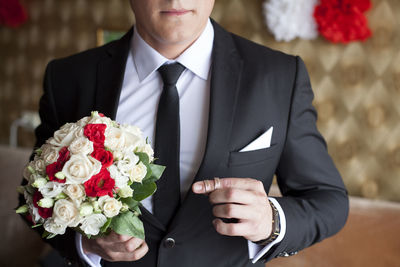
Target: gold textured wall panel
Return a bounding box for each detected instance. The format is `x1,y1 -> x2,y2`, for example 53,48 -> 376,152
0,0 -> 399,202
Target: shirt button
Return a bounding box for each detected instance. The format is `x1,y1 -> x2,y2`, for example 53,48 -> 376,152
164,237 -> 175,248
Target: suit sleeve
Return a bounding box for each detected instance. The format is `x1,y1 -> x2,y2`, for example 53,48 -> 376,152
18,61 -> 88,267
261,56 -> 349,261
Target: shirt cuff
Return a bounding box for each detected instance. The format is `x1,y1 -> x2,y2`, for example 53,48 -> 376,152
75,232 -> 102,267
248,197 -> 287,263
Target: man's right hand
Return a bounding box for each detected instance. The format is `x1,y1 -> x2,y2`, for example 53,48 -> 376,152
82,231 -> 149,262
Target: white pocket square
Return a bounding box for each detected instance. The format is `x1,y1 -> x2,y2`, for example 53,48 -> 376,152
239,127 -> 273,152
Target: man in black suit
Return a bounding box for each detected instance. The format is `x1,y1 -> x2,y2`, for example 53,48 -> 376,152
28,0 -> 348,266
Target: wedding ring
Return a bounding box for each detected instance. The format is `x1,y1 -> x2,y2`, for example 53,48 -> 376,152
214,177 -> 221,190
204,180 -> 213,193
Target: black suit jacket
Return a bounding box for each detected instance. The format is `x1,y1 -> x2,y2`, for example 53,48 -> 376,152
26,20 -> 348,267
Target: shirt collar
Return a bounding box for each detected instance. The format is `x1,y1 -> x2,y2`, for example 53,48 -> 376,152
132,19 -> 214,82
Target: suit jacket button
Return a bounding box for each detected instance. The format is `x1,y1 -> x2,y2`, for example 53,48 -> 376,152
164,237 -> 175,248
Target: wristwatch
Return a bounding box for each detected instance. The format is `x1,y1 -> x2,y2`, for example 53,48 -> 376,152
255,199 -> 281,246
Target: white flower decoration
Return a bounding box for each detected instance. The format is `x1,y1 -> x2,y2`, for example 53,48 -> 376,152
263,0 -> 318,42
44,218 -> 67,235
80,213 -> 107,236
108,165 -> 129,189
39,181 -> 64,198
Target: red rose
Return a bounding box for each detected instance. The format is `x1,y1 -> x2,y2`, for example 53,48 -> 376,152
0,0 -> 28,28
32,191 -> 53,219
46,147 -> 70,183
84,168 -> 115,197
84,124 -> 106,148
91,148 -> 114,169
26,214 -> 33,224
314,0 -> 372,43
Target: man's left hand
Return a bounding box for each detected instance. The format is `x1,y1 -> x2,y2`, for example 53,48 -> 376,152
192,178 -> 272,242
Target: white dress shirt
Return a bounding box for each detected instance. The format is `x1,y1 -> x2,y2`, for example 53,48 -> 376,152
76,19 -> 286,266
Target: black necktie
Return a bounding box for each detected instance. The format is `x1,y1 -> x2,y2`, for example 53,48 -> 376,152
153,62 -> 185,227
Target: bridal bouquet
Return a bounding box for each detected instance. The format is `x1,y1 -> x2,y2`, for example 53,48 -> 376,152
16,111 -> 164,239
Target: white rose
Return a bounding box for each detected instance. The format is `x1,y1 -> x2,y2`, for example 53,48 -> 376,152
120,124 -> 143,137
117,151 -> 139,177
112,150 -> 124,161
73,127 -> 84,139
41,145 -> 60,164
117,186 -> 133,198
136,143 -> 154,162
76,116 -> 91,127
63,154 -> 101,184
108,165 -> 129,188
98,196 -> 122,218
80,213 -> 107,236
105,128 -> 142,151
88,116 -> 112,126
53,199 -> 80,227
48,123 -> 82,147
33,159 -> 46,174
64,184 -> 85,200
44,218 -> 67,235
39,181 -> 65,198
68,137 -> 94,155
129,162 -> 147,183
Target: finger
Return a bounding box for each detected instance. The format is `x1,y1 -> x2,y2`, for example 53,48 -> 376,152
212,204 -> 257,220
105,236 -> 145,253
209,188 -> 264,205
212,218 -> 250,237
193,177 -> 221,194
193,178 -> 265,194
106,242 -> 149,262
102,231 -> 133,243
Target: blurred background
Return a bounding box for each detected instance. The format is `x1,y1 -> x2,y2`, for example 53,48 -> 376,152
0,0 -> 399,266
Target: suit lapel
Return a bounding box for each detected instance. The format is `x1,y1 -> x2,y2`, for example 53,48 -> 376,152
95,29 -> 132,120
169,21 -> 243,233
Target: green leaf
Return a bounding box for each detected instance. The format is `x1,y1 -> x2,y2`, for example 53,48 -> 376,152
42,230 -> 50,239
31,223 -> 43,229
110,211 -> 145,240
47,233 -> 57,239
121,197 -> 139,210
42,230 -> 56,239
100,218 -> 112,233
145,164 -> 165,183
132,205 -> 142,216
131,181 -> 157,201
136,152 -> 149,165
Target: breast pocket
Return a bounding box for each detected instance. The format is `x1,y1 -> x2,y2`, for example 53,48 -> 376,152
228,143 -> 279,167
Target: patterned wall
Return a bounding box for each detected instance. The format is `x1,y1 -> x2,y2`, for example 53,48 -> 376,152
0,0 -> 399,202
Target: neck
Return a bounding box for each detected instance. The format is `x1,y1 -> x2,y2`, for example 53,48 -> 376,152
135,24 -> 206,60
150,40 -> 197,59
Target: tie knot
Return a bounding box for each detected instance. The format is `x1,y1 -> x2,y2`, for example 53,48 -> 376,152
158,63 -> 186,86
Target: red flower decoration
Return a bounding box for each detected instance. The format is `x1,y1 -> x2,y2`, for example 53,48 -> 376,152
84,168 -> 115,197
84,124 -> 106,148
0,0 -> 28,27
33,191 -> 53,219
46,147 -> 70,183
91,148 -> 114,169
314,0 -> 372,43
